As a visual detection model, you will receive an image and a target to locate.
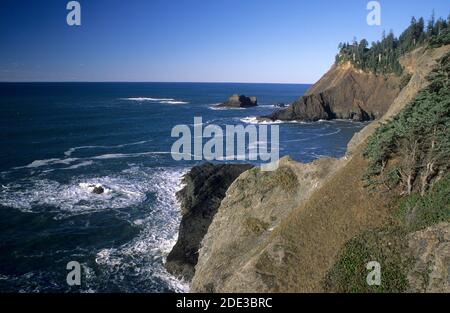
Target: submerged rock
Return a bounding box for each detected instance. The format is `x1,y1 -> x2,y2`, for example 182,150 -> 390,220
165,162 -> 253,281
217,94 -> 257,108
92,185 -> 104,194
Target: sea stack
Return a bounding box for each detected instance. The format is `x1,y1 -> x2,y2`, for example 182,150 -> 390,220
216,94 -> 258,108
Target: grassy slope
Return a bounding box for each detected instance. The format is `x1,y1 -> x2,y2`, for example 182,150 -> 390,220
246,45 -> 450,292
324,50 -> 450,293
324,174 -> 450,292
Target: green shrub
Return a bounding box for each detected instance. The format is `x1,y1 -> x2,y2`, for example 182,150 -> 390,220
397,174 -> 450,231
363,52 -> 450,194
324,228 -> 410,293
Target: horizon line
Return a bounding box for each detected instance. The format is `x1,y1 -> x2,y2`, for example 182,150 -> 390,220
0,81 -> 313,85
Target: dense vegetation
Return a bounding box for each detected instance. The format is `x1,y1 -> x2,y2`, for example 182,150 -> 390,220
396,174 -> 450,232
325,45 -> 450,293
335,14 -> 450,75
363,51 -> 450,195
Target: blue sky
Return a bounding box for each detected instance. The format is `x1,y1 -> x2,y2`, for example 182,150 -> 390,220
0,0 -> 448,83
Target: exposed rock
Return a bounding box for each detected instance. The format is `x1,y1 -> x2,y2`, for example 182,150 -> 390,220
191,156 -> 349,292
165,162 -> 253,281
261,62 -> 401,122
91,185 -> 104,194
347,45 -> 450,154
217,94 -> 257,108
407,222 -> 450,293
190,45 -> 450,293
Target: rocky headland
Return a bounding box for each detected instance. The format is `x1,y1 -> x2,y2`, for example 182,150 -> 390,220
260,62 -> 401,122
166,41 -> 450,292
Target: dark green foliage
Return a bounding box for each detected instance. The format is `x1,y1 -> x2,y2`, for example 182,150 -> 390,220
325,28 -> 450,293
336,14 -> 450,75
323,228 -> 410,293
397,174 -> 450,232
363,52 -> 450,195
429,28 -> 450,48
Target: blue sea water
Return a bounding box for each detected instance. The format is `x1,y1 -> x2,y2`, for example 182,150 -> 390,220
0,82 -> 367,292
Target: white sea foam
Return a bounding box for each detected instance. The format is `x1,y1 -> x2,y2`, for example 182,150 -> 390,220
240,116 -> 308,125
0,166 -> 190,292
240,117 -> 282,125
121,97 -> 189,104
64,140 -> 150,157
208,103 -> 247,111
0,167 -> 189,292
16,158 -> 79,169
13,150 -> 172,171
315,128 -> 342,137
0,176 -> 147,217
159,100 -> 189,104
42,161 -> 95,173
121,97 -> 175,101
89,166 -> 190,292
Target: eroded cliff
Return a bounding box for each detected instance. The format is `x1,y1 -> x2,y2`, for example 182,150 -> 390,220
190,44 -> 450,292
264,62 -> 401,122
165,163 -> 252,280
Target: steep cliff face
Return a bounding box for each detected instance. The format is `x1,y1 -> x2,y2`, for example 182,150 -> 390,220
165,163 -> 252,280
190,44 -> 450,293
264,62 -> 401,122
191,156 -> 346,292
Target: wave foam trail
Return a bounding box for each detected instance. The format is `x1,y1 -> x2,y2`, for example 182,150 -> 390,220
64,140 -> 150,157
121,98 -> 189,104
90,167 -> 190,292
0,165 -> 190,292
121,97 -> 175,101
0,166 -> 182,218
240,116 -> 308,125
13,150 -> 172,172
240,117 -> 282,125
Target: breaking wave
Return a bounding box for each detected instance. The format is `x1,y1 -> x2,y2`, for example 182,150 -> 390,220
121,97 -> 189,104
240,116 -> 308,125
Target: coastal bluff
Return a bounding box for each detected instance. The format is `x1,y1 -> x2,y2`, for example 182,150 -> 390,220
261,62 -> 401,122
166,44 -> 450,292
165,162 -> 253,280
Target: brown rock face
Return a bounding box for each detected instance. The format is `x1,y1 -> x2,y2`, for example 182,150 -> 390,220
165,163 -> 253,281
189,45 -> 450,293
407,223 -> 450,293
190,156 -> 348,292
264,63 -> 401,122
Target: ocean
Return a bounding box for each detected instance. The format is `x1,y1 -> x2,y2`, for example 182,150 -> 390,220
0,82 -> 367,292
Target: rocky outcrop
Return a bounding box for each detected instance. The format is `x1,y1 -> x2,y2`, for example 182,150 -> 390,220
189,44 -> 450,292
92,185 -> 104,194
262,62 -> 401,122
165,162 -> 253,280
191,156 -> 349,292
217,94 -> 258,108
407,223 -> 450,293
